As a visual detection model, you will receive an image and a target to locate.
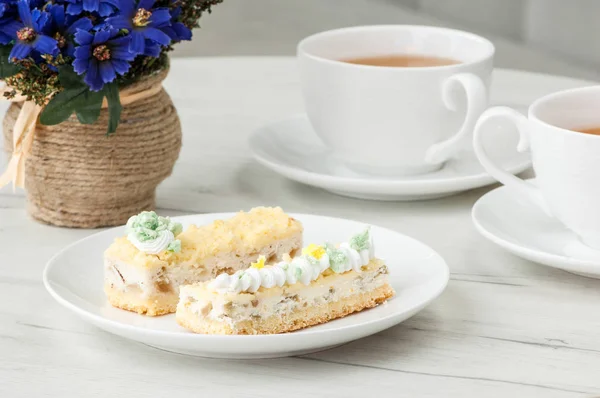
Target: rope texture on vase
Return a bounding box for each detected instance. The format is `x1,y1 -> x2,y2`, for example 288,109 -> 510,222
2,69 -> 182,228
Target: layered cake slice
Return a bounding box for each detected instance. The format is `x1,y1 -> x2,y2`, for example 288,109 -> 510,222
176,229 -> 394,334
104,207 -> 303,316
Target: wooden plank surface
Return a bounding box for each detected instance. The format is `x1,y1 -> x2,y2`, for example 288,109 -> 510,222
2,57 -> 600,397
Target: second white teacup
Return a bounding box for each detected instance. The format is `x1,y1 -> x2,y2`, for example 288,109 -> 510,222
297,25 -> 494,176
474,86 -> 600,250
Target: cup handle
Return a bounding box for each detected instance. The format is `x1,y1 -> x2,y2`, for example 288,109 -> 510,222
473,106 -> 551,215
425,73 -> 488,164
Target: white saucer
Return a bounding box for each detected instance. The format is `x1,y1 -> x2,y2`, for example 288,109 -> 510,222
250,114 -> 530,200
472,181 -> 600,279
44,212 -> 449,359
249,69 -> 594,201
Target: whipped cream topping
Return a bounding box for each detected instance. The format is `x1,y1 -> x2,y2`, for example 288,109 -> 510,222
128,230 -> 175,255
208,229 -> 374,294
125,211 -> 183,254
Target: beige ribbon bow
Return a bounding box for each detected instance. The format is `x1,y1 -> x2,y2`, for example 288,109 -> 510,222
0,83 -> 162,191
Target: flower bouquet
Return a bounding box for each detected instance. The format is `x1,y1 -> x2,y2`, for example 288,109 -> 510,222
0,0 -> 221,228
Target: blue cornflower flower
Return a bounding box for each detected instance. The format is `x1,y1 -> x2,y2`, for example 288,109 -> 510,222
73,28 -> 135,91
9,0 -> 58,60
28,0 -> 45,9
47,4 -> 93,56
160,7 -> 191,42
65,0 -> 119,17
106,0 -> 171,55
0,0 -> 20,45
142,38 -> 160,57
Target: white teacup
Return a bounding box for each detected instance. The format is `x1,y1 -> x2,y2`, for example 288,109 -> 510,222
297,25 -> 494,176
474,86 -> 600,250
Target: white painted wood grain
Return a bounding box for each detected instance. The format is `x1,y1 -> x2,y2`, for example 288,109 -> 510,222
2,58 -> 600,397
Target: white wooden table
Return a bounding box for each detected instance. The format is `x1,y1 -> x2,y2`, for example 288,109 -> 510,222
2,57 -> 600,398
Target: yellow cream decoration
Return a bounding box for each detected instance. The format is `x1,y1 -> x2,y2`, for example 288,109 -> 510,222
250,255 -> 266,269
302,243 -> 326,260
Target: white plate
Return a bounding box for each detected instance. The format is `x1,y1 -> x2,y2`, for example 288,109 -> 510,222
44,213 -> 449,359
249,69 -> 596,201
472,181 -> 600,279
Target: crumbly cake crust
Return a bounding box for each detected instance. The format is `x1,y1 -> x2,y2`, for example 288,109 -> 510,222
104,207 -> 303,270
104,284 -> 179,316
176,284 -> 394,334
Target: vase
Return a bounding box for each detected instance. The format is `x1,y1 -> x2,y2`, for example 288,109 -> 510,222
2,69 -> 182,228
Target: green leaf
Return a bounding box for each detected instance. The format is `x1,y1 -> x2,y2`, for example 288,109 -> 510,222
40,65 -> 98,126
39,86 -> 87,125
0,45 -> 20,78
38,65 -> 123,133
103,81 -> 122,135
57,64 -> 87,90
75,90 -> 104,124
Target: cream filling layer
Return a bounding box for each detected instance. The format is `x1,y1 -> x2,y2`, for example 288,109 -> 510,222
104,257 -> 210,298
104,258 -> 160,297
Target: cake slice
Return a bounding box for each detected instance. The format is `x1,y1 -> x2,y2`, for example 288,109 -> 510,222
176,229 -> 394,334
104,207 -> 303,316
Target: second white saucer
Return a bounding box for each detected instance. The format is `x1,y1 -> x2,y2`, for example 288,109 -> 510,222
472,181 -> 600,279
249,114 -> 530,201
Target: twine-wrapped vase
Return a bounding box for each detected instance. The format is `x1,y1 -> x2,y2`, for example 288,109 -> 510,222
2,69 -> 181,228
